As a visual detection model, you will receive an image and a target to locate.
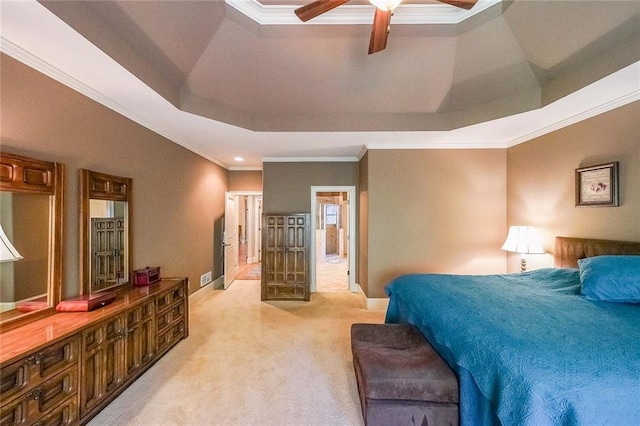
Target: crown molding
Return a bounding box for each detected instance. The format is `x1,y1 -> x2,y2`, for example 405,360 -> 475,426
505,89 -> 640,148
262,157 -> 359,162
229,166 -> 264,171
225,0 -> 500,25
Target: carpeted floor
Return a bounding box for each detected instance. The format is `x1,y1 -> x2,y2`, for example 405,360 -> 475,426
88,280 -> 385,425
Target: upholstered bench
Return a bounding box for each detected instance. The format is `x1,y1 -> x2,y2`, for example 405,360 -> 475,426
351,323 -> 459,426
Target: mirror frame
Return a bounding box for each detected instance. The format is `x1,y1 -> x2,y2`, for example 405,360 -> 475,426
0,152 -> 64,331
80,169 -> 132,294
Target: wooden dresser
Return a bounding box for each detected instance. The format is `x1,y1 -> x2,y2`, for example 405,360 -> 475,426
0,278 -> 188,425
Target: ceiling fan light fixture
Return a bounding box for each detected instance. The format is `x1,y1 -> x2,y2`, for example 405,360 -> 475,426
369,0 -> 402,12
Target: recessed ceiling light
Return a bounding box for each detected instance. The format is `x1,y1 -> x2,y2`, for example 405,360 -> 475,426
234,156 -> 244,162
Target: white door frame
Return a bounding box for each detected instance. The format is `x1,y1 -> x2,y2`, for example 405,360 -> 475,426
310,186 -> 357,293
223,192 -> 239,289
229,191 -> 263,262
223,191 -> 262,288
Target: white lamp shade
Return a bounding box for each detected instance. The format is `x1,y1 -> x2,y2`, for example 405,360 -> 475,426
369,0 -> 403,11
0,224 -> 23,262
501,226 -> 545,254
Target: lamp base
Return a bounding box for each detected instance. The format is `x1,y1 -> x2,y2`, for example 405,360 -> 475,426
520,257 -> 527,273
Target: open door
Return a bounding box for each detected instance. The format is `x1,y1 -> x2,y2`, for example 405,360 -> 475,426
310,186 -> 357,293
223,192 -> 239,289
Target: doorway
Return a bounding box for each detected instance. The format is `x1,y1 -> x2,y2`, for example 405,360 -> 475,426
223,192 -> 262,287
310,186 -> 356,293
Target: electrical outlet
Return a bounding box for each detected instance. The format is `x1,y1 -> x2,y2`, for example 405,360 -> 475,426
200,271 -> 212,287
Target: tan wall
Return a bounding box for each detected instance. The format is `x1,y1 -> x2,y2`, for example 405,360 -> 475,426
506,101 -> 640,272
229,170 -> 262,192
262,162 -> 359,214
363,149 -> 507,298
358,153 -> 370,295
1,54 -> 228,297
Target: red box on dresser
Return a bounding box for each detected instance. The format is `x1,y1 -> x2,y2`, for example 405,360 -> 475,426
133,266 -> 161,286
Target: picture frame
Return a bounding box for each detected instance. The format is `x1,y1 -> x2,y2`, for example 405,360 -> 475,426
575,162 -> 619,207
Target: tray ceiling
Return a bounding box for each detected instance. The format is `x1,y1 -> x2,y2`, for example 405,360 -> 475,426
2,0 -> 639,168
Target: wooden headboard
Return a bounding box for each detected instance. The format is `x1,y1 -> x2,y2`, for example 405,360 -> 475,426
554,237 -> 640,268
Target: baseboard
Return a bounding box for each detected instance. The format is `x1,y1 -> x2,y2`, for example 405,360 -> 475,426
0,302 -> 16,313
189,284 -> 213,304
357,284 -> 389,311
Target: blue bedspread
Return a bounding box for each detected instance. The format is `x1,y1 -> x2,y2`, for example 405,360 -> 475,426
384,268 -> 640,426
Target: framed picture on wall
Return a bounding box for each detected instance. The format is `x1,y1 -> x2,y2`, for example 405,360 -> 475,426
575,162 -> 619,207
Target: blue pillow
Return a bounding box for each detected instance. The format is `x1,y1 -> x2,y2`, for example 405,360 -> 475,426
579,255 -> 640,303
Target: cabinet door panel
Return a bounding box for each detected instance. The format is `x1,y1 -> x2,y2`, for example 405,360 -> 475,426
124,299 -> 156,378
139,317 -> 156,365
262,214 -> 310,300
80,348 -> 100,417
80,316 -> 124,418
104,330 -> 124,394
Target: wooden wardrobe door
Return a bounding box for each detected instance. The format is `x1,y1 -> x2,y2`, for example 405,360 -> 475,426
262,214 -> 310,301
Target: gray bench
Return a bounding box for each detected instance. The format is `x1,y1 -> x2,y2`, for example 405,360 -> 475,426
351,323 -> 459,426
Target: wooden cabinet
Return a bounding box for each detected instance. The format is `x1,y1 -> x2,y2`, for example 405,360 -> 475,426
262,214 -> 311,301
0,336 -> 79,426
125,299 -> 155,379
79,315 -> 125,418
0,278 -> 188,426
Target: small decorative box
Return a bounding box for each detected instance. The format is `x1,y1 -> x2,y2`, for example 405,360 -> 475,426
56,292 -> 117,312
133,266 -> 161,286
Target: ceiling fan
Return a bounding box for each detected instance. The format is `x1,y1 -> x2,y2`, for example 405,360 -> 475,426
294,0 -> 477,54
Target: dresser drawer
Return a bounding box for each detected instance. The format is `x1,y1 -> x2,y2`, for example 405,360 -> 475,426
155,285 -> 185,312
157,320 -> 185,355
0,366 -> 78,426
1,336 -> 78,404
34,395 -> 78,426
156,303 -> 185,333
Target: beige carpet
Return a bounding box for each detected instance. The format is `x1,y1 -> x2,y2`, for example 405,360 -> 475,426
89,280 -> 385,426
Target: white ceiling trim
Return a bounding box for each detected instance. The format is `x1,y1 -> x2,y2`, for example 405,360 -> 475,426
225,0 -> 500,25
262,156 -> 360,162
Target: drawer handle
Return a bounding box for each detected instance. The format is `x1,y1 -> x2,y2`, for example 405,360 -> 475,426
26,353 -> 43,365
172,290 -> 180,298
24,387 -> 42,400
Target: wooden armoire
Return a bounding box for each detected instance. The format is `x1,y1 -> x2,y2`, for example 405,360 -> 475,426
261,214 -> 311,301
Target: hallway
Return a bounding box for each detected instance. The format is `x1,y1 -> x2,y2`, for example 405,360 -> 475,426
316,254 -> 349,292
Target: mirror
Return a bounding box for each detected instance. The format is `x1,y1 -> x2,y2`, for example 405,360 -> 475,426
80,169 -> 132,294
0,152 -> 63,330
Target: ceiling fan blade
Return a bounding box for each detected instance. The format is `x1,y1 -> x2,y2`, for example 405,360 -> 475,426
368,8 -> 392,54
295,0 -> 350,22
437,0 -> 477,10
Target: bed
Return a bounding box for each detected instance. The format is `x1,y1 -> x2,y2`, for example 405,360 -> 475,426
384,237 -> 640,426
